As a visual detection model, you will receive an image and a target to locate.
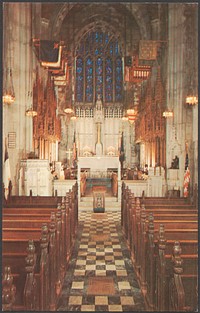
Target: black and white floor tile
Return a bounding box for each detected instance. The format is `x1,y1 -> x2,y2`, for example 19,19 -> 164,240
57,211 -> 145,311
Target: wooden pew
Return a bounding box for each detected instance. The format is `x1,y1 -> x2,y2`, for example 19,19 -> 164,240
2,266 -> 16,311
121,188 -> 197,246
2,184 -> 78,311
3,206 -> 68,285
4,195 -> 62,208
121,189 -> 198,312
141,195 -> 189,205
144,221 -> 198,311
132,206 -> 197,283
156,237 -> 198,311
2,226 -> 50,311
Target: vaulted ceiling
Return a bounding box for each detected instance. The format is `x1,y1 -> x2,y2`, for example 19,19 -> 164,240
40,3 -> 163,56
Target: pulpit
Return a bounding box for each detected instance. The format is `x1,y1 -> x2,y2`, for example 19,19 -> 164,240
19,159 -> 52,196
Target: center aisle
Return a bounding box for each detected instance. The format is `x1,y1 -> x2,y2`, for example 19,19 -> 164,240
57,211 -> 145,312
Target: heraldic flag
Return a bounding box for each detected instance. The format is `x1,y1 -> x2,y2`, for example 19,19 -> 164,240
183,167 -> 190,198
39,40 -> 63,68
3,141 -> 11,200
73,131 -> 77,161
119,132 -> 125,163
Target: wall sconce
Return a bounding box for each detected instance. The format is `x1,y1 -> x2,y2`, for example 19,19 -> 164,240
186,95 -> 198,106
3,68 -> 15,104
162,109 -> 173,118
128,116 -> 136,124
26,107 -> 37,117
127,107 -> 138,123
64,102 -> 74,114
70,115 -> 77,121
122,116 -> 129,121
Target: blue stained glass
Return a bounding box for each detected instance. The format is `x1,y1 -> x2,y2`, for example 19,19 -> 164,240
105,33 -> 109,44
115,57 -> 122,102
115,41 -> 119,55
86,57 -> 93,102
96,57 -> 103,66
95,31 -> 99,42
85,39 -> 89,55
99,32 -> 103,43
86,58 -> 93,66
109,43 -> 113,55
76,57 -> 83,102
105,57 -> 113,102
76,31 -> 123,104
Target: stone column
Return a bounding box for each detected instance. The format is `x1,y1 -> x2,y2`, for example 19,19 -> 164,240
165,4 -> 188,195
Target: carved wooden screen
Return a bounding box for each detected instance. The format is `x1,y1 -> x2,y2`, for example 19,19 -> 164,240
75,30 -> 123,104
135,67 -> 166,167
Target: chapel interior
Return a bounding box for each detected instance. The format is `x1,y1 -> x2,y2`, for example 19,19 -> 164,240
2,2 -> 198,312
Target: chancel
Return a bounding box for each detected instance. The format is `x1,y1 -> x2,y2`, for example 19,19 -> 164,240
2,2 -> 198,312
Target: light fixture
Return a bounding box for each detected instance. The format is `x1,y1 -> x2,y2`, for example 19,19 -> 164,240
64,107 -> 74,114
186,72 -> 198,106
122,116 -> 129,121
127,109 -> 136,115
126,107 -> 138,123
26,107 -> 37,117
3,5 -> 15,105
70,115 -> 77,121
162,109 -> 173,118
186,95 -> 198,106
128,116 -> 137,123
3,68 -> 15,104
26,36 -> 37,117
64,101 -> 74,114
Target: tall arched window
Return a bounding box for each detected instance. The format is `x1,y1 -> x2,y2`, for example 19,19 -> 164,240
75,30 -> 123,104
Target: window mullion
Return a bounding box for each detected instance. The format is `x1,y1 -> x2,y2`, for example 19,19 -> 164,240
93,56 -> 95,103
112,58 -> 114,103
83,56 -> 86,103
103,56 -> 105,103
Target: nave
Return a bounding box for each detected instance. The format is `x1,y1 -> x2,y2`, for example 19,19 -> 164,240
2,187 -> 198,312
57,211 -> 145,312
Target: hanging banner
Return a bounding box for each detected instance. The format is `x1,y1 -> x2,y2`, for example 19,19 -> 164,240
124,66 -> 130,82
183,167 -> 190,198
3,141 -> 11,200
39,40 -> 63,68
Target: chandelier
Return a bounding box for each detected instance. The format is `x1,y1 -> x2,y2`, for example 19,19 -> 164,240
3,5 -> 15,105
162,109 -> 173,118
127,108 -> 138,123
64,101 -> 74,114
26,106 -> 37,117
26,39 -> 37,117
3,68 -> 15,104
186,95 -> 198,106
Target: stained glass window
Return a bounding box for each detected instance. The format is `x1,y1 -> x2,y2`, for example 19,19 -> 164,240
75,31 -> 123,104
105,58 -> 113,102
76,57 -> 83,102
86,57 -> 93,102
115,57 -> 123,101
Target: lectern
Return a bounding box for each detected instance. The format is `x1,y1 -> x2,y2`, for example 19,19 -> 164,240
93,192 -> 105,213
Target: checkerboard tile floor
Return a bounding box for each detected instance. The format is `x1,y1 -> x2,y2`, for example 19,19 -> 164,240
57,211 -> 145,311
